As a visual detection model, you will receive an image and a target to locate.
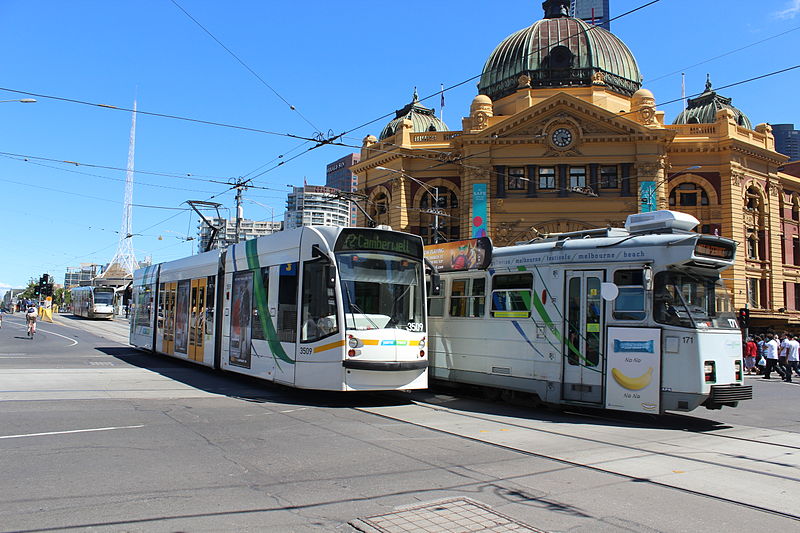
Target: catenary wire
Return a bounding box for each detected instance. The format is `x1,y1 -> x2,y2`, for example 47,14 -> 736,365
169,0 -> 323,135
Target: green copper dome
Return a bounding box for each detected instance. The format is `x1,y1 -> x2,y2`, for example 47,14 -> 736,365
478,0 -> 642,101
673,75 -> 752,129
380,88 -> 449,140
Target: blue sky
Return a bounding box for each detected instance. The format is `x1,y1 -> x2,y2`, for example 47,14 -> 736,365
1,0 -> 798,293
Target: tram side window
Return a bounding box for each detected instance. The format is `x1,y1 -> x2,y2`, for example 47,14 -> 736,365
277,263 -> 299,342
300,260 -> 339,342
491,273 -> 533,318
427,279 -> 446,317
251,269 -> 268,340
157,283 -> 165,329
450,277 -> 486,318
205,275 -> 216,336
612,269 -> 646,320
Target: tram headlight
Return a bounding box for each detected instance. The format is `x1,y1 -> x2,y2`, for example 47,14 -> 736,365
418,338 -> 426,348
348,337 -> 359,349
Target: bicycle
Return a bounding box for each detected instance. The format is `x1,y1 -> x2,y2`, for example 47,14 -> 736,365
26,319 -> 36,338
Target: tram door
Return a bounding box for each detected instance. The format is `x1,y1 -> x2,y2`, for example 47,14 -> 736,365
562,270 -> 604,404
188,278 -> 206,362
163,282 -> 177,355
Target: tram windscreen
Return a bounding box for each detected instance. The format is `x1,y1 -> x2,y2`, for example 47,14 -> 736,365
653,270 -> 738,329
93,290 -> 114,305
337,252 -> 424,332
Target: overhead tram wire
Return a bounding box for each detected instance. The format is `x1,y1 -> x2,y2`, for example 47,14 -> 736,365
169,0 -> 323,136
0,154 -> 221,194
0,0 -> 663,199
0,150 -> 235,183
227,0 -> 668,186
0,86 -> 321,143
0,176 -> 189,210
647,23 -> 800,84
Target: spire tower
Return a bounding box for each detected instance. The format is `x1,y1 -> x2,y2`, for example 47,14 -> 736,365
100,100 -> 138,279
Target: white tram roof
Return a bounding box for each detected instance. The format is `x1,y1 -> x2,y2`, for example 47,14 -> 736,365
490,211 -> 735,270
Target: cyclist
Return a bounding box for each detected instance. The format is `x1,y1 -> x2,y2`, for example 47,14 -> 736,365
25,305 -> 38,337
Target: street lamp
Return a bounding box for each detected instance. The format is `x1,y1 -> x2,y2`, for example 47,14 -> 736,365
376,166 -> 443,243
642,165 -> 702,212
0,98 -> 36,104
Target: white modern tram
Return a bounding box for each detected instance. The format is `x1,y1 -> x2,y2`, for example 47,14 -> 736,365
424,211 -> 752,414
130,226 -> 428,391
71,286 -> 116,319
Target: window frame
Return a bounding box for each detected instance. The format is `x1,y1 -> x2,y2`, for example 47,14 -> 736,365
448,276 -> 486,318
507,167 -> 527,191
490,273 -> 534,318
538,166 -> 556,190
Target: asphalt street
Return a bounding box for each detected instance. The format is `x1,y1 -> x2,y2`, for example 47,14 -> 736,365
0,313 -> 798,532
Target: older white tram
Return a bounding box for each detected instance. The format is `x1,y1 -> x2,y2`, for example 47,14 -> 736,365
424,211 -> 751,414
71,286 -> 116,319
130,226 -> 428,391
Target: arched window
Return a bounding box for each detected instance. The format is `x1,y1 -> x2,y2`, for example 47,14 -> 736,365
367,192 -> 390,227
419,186 -> 460,244
668,182 -> 709,207
792,195 -> 800,221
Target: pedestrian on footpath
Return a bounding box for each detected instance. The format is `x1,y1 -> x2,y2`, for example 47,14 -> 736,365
744,336 -> 758,375
778,332 -> 790,379
785,334 -> 800,382
763,333 -> 784,380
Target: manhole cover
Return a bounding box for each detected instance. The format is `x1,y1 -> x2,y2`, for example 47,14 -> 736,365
350,497 -> 544,533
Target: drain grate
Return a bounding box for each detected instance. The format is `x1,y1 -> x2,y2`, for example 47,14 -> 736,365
350,497 -> 544,533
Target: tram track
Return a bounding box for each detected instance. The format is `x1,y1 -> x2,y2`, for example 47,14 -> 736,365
359,391 -> 800,522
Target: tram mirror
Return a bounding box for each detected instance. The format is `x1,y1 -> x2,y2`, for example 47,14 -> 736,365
325,265 -> 336,289
600,282 -> 619,301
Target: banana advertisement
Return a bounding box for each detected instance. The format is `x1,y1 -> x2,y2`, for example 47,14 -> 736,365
605,327 -> 661,413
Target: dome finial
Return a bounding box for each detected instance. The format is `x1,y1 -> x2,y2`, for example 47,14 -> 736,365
412,86 -> 419,103
705,74 -> 713,93
542,0 -> 570,18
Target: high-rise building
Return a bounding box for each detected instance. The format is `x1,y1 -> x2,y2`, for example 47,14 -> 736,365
285,185 -> 351,230
570,0 -> 610,30
196,218 -> 282,252
64,263 -> 104,288
326,153 -> 361,225
773,124 -> 800,162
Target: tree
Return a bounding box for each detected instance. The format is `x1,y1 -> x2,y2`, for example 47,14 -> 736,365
17,278 -> 39,300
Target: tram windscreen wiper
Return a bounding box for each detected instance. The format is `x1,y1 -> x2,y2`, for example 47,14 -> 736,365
343,281 -> 380,330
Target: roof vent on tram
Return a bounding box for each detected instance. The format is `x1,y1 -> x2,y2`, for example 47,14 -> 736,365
625,210 -> 699,234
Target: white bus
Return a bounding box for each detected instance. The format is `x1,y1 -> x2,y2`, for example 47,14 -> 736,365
424,211 -> 751,414
71,286 -> 116,319
130,226 -> 428,391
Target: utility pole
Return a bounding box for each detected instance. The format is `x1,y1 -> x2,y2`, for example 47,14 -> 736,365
234,183 -> 245,243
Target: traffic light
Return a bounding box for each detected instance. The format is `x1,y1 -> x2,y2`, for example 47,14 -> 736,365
738,308 -> 750,328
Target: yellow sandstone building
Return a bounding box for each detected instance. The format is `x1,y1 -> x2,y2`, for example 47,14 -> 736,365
351,0 -> 795,331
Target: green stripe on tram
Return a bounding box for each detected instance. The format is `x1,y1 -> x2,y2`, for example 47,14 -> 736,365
531,285 -> 590,366
245,239 -> 294,366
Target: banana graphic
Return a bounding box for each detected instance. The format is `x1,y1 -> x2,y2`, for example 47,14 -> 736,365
612,367 -> 653,390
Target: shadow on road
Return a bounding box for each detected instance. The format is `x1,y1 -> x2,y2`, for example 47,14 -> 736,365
94,345 -> 411,409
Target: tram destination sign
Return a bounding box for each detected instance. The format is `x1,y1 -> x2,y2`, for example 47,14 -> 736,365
694,239 -> 735,260
335,229 -> 423,258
